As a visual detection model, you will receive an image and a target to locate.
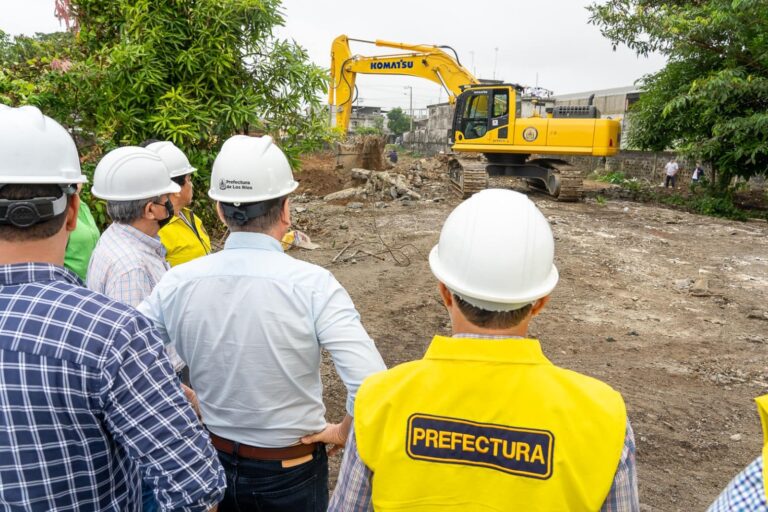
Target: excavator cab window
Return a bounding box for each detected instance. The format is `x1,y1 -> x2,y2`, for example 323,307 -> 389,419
460,91 -> 490,139
493,91 -> 508,117
490,89 -> 510,138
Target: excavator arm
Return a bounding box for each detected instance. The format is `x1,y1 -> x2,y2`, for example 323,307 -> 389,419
329,35 -> 479,132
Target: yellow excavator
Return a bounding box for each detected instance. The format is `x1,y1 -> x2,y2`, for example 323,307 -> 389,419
329,35 -> 621,200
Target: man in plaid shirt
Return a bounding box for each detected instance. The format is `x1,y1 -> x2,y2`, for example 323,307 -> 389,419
0,105 -> 225,511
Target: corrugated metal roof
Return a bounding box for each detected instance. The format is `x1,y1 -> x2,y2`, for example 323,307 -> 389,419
554,85 -> 641,100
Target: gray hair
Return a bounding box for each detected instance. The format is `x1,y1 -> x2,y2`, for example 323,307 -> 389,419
106,196 -> 161,224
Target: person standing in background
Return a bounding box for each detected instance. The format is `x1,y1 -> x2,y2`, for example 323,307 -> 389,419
143,140 -> 211,267
664,157 -> 679,188
63,184 -> 100,281
692,162 -> 705,184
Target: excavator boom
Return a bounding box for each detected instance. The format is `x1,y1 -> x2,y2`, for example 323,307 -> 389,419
330,35 -> 478,131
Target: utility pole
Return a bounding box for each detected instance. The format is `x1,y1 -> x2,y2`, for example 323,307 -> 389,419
470,51 -> 476,76
493,47 -> 499,80
404,86 -> 413,132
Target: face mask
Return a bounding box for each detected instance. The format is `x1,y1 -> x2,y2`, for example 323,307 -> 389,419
156,198 -> 175,228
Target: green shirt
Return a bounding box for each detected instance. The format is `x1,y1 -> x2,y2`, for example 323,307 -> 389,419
64,202 -> 101,281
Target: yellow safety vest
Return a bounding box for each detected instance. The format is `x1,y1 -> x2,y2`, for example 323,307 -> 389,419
755,395 -> 768,501
158,208 -> 212,267
355,336 -> 627,511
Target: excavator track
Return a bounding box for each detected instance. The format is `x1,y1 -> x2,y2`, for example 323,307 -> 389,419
524,160 -> 583,202
552,165 -> 584,202
446,154 -> 583,201
448,157 -> 488,199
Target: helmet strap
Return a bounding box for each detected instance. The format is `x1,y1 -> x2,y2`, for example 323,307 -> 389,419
220,201 -> 273,226
0,184 -> 75,228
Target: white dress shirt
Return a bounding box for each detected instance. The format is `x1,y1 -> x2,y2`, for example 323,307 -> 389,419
138,232 -> 386,447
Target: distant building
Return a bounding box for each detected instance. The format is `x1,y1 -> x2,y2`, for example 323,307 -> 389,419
554,85 -> 642,147
553,85 -> 641,117
349,106 -> 387,133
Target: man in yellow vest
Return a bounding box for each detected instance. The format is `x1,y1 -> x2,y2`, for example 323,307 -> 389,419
707,395 -> 768,510
325,189 -> 639,511
143,140 -> 212,267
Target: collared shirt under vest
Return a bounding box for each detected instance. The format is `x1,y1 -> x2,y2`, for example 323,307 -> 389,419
352,335 -> 628,511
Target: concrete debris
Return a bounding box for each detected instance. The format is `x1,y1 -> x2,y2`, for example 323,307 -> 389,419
348,168 -> 423,201
689,279 -> 710,296
347,202 -> 364,210
324,187 -> 364,201
674,279 -> 694,291
729,433 -> 742,442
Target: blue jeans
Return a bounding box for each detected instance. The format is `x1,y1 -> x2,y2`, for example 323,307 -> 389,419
217,444 -> 328,512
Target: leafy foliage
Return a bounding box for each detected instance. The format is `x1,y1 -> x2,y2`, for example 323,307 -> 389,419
657,189 -> 749,220
69,0 -> 330,163
355,126 -> 382,135
589,0 -> 768,190
595,170 -> 627,184
386,107 -> 411,137
1,1 -> 333,228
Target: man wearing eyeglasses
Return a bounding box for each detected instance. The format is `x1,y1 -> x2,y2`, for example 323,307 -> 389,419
142,140 -> 212,267
86,146 -> 179,307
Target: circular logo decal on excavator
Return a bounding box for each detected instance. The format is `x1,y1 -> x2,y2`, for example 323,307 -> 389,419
523,127 -> 538,142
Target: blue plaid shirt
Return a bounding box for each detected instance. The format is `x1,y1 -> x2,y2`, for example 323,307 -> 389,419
0,263 -> 225,511
708,456 -> 768,511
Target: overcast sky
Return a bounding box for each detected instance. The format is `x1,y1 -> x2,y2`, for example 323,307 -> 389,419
2,0 -> 667,111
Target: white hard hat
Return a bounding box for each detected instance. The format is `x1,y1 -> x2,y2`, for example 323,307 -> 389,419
429,189 -> 559,311
208,135 -> 298,203
91,146 -> 180,201
145,141 -> 196,178
0,105 -> 87,185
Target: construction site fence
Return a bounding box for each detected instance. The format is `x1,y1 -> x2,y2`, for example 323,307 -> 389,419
400,140 -> 450,157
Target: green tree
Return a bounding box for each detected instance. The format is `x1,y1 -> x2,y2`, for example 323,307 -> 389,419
589,0 -> 768,190
1,1 -> 333,228
0,30 -> 90,133
69,0 -> 330,163
387,107 -> 411,137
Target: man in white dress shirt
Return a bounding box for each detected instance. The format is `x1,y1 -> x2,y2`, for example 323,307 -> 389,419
139,135 -> 386,511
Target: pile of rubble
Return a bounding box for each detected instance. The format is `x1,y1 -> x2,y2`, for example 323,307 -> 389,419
323,166 -> 432,201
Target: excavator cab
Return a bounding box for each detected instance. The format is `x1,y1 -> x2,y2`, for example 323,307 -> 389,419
452,86 -> 517,143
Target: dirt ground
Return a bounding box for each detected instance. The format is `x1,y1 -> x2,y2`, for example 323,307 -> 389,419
290,152 -> 768,511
